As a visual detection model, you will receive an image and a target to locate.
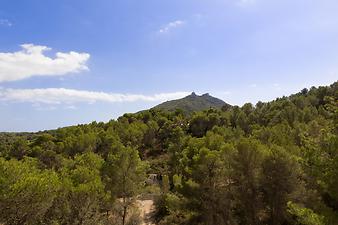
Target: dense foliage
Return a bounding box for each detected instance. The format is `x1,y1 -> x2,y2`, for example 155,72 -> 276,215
0,82 -> 337,225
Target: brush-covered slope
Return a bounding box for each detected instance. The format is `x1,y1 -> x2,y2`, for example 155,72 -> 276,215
153,92 -> 229,113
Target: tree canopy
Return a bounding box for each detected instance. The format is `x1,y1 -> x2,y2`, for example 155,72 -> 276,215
0,82 -> 337,225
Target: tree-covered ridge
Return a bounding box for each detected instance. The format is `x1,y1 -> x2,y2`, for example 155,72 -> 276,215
0,81 -> 337,225
153,92 -> 229,114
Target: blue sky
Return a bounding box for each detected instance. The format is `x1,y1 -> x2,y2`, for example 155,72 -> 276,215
0,0 -> 337,131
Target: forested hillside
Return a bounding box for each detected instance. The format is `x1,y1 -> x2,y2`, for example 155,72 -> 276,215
153,92 -> 229,114
0,82 -> 337,225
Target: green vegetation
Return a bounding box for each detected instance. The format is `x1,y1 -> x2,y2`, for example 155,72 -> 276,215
0,82 -> 337,225
153,92 -> 229,114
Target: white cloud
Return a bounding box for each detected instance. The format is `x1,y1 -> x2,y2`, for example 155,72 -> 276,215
0,88 -> 190,105
0,19 -> 12,27
65,105 -> 77,110
0,44 -> 90,82
159,20 -> 185,34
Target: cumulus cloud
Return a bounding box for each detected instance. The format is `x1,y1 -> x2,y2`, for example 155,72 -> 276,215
159,20 -> 185,34
0,19 -> 12,27
0,44 -> 90,82
0,88 -> 190,105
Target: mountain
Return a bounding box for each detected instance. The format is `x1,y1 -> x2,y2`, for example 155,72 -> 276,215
153,92 -> 230,113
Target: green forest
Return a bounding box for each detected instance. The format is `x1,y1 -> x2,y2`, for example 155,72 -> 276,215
0,82 -> 337,225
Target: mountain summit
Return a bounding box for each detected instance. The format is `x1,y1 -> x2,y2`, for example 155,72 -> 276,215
153,92 -> 229,113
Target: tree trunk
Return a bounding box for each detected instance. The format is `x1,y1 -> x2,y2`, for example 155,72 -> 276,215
122,205 -> 127,225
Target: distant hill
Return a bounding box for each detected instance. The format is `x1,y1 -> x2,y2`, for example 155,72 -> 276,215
153,92 -> 230,113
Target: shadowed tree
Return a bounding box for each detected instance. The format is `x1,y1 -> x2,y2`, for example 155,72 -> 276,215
103,146 -> 147,225
261,146 -> 301,225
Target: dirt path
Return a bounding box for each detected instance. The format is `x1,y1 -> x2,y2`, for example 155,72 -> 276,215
136,199 -> 155,225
